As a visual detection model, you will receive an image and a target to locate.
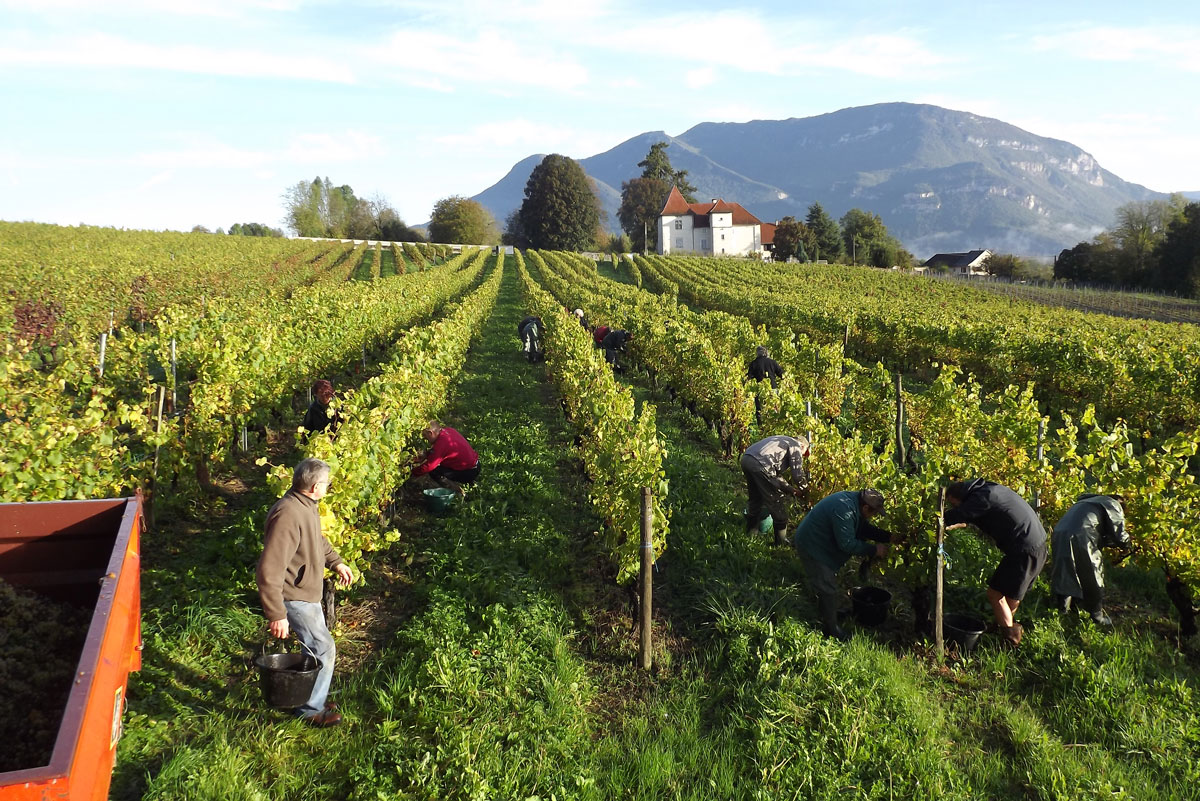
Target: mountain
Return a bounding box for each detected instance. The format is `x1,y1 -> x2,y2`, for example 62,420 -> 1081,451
471,102 -> 1167,258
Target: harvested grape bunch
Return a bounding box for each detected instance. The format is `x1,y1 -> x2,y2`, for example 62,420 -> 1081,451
0,578 -> 90,773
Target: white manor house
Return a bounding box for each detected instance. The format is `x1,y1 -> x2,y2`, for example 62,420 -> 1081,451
657,186 -> 775,258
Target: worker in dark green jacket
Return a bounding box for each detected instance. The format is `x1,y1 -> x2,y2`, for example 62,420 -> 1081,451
794,489 -> 892,641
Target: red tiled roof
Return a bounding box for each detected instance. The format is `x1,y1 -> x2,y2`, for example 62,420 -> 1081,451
727,203 -> 763,226
760,222 -> 776,245
660,190 -> 765,228
659,185 -> 690,215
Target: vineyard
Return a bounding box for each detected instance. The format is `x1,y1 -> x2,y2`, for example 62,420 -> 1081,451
2,225 -> 1199,799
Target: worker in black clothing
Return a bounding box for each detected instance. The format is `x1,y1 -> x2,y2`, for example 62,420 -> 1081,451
601,329 -> 632,371
945,479 -> 1048,647
301,379 -> 339,442
746,345 -> 784,427
747,345 -> 783,388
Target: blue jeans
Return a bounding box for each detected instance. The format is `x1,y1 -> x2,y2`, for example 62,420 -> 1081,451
284,600 -> 336,717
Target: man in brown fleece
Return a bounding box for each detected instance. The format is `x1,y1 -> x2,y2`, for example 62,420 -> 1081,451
256,458 -> 353,727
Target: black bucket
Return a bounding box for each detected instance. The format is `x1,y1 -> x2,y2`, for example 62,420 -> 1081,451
254,651 -> 322,708
851,586 -> 892,626
943,614 -> 987,654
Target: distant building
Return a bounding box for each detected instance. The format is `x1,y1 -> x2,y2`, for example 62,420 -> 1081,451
760,222 -> 776,259
658,186 -> 769,258
924,249 -> 992,276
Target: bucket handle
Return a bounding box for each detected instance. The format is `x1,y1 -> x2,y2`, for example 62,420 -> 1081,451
261,633 -> 319,661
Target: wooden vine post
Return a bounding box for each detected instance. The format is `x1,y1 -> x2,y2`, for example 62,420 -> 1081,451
1033,419 -> 1046,510
97,332 -> 108,378
894,373 -> 906,468
805,399 -> 813,446
935,486 -> 946,662
149,385 -> 167,527
639,486 -> 654,671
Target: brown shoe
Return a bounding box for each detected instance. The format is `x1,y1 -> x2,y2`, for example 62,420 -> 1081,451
303,709 -> 342,728
1003,623 -> 1024,647
324,701 -> 338,712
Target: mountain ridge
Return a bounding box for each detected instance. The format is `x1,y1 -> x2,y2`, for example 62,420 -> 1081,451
471,102 -> 1167,258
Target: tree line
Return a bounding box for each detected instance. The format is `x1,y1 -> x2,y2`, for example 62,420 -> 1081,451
1054,194 -> 1200,296
281,177 -> 507,247
190,222 -> 285,237
283,177 -> 427,242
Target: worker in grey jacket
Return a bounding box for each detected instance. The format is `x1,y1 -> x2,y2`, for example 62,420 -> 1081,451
740,434 -> 809,546
1051,494 -> 1130,627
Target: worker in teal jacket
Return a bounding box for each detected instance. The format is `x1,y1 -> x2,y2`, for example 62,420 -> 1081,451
794,489 -> 892,641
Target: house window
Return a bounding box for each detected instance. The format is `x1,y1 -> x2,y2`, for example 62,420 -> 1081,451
674,220 -> 683,230
675,238 -> 683,248
701,240 -> 708,249
721,233 -> 725,240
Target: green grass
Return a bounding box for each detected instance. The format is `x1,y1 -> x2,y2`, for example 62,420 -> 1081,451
110,264 -> 1200,800
606,364 -> 1200,800
378,247 -> 398,278
350,248 -> 376,281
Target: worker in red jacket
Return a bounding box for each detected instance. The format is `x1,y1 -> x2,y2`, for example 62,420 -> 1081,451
411,419 -> 481,497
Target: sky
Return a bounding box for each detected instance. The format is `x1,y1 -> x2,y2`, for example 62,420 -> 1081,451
2,0 -> 1199,233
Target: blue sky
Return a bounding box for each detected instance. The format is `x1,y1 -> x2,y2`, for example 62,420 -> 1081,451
2,0 -> 1198,232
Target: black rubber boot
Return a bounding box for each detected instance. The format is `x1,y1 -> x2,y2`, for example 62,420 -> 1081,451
1084,597 -> 1113,627
818,592 -> 849,642
774,522 -> 789,548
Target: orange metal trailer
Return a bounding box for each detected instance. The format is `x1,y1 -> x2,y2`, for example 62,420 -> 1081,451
0,494 -> 144,801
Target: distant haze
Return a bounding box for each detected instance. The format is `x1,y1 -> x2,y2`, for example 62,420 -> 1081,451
472,103 -> 1164,259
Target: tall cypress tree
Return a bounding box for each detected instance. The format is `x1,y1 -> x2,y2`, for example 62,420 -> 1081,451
638,142 -> 697,202
805,202 -> 844,263
517,154 -> 600,251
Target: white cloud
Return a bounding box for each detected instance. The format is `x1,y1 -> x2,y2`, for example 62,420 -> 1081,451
0,32 -> 356,83
686,68 -> 716,89
0,0 -> 300,18
597,12 -> 949,80
136,142 -> 270,170
370,29 -> 588,91
1032,25 -> 1200,73
285,131 -> 385,163
129,131 -> 382,171
431,119 -> 620,158
137,170 -> 174,191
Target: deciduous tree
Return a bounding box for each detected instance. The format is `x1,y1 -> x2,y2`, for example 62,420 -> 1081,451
618,177 -> 671,253
1153,201 -> 1200,296
228,222 -> 283,237
771,216 -> 812,262
982,252 -> 1024,278
840,208 -> 888,265
428,196 -> 500,245
1054,236 -> 1122,284
517,154 -> 600,251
